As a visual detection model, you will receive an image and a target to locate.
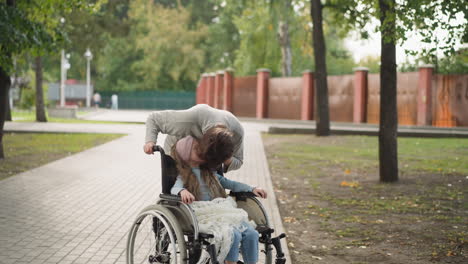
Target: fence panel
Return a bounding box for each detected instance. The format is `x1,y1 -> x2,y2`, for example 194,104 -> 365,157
268,77 -> 302,119
433,74 -> 468,127
367,73 -> 380,124
397,72 -> 419,125
232,76 -> 257,117
328,74 -> 354,122
100,91 -> 195,110
367,72 -> 419,125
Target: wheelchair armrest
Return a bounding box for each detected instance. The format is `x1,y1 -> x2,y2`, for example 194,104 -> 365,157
229,191 -> 256,201
159,193 -> 182,202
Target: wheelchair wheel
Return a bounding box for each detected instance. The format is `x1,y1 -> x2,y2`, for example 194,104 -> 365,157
127,205 -> 187,264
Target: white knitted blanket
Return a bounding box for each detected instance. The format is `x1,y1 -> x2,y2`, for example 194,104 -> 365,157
190,196 -> 255,263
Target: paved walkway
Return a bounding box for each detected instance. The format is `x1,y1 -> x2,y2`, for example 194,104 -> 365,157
1,111 -> 290,264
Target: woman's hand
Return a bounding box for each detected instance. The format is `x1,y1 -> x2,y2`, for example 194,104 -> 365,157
180,189 -> 195,204
253,187 -> 267,199
143,142 -> 155,154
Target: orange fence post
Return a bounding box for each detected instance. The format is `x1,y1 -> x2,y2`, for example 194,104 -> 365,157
214,71 -> 224,109
417,65 -> 434,126
353,67 -> 369,123
206,73 -> 215,107
301,70 -> 314,120
223,68 -> 234,112
256,69 -> 270,119
197,73 -> 207,104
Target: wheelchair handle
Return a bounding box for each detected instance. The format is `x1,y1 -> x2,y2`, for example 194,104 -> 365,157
152,145 -> 164,153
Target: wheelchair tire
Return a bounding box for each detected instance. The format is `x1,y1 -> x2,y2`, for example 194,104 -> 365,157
127,205 -> 187,264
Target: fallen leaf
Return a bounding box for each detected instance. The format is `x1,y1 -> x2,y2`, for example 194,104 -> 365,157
340,181 -> 360,188
284,217 -> 297,223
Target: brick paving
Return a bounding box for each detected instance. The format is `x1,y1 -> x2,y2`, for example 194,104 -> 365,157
1,112 -> 290,264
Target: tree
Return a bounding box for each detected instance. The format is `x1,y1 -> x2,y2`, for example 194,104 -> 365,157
0,0 -> 96,159
274,0 -> 294,76
34,56 -> 47,122
310,0 -> 330,136
331,0 -> 467,182
96,0 -> 207,91
378,0 -> 398,182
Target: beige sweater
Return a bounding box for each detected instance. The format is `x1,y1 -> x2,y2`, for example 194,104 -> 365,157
145,104 -> 244,171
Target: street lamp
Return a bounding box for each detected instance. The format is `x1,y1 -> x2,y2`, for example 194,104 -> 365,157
60,51 -> 71,107
84,48 -> 93,107
59,17 -> 68,107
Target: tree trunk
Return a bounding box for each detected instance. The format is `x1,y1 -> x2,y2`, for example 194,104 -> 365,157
278,0 -> 292,77
310,0 -> 330,136
6,98 -> 12,121
278,21 -> 292,76
1,0 -> 16,159
0,66 -> 11,159
379,0 -> 398,182
35,56 -> 47,122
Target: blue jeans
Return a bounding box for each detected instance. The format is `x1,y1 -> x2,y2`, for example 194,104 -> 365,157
225,223 -> 259,263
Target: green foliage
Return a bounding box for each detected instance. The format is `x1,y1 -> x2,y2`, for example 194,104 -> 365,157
437,48 -> 468,74
130,0 -> 207,89
233,2 -> 282,76
399,46 -> 468,74
16,69 -> 49,109
0,3 -> 52,72
202,0 -> 243,71
0,0 -> 103,72
19,87 -> 35,109
94,0 -> 207,91
233,0 -> 355,76
358,55 -> 380,73
329,0 -> 467,61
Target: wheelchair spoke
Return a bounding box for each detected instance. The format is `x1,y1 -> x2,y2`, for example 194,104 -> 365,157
129,209 -> 185,264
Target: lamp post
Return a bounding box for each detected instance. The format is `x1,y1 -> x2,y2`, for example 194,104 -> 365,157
60,51 -> 70,107
84,48 -> 93,107
59,17 -> 68,107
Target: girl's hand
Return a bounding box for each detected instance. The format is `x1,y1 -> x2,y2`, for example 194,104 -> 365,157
143,142 -> 155,154
253,187 -> 267,199
180,189 -> 195,204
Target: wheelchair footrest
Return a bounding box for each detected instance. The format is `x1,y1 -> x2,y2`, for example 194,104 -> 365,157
256,225 -> 274,235
199,232 -> 214,240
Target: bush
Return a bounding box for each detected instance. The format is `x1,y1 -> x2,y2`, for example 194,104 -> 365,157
19,88 -> 35,110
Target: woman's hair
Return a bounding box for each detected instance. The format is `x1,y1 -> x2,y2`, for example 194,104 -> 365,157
198,125 -> 234,170
171,143 -> 226,201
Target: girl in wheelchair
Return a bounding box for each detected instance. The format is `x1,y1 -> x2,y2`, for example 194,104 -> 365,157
170,128 -> 267,264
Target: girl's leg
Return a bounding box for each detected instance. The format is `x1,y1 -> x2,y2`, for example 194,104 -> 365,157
225,229 -> 242,264
240,224 -> 259,264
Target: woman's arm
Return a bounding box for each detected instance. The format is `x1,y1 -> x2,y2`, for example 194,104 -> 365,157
144,109 -> 197,154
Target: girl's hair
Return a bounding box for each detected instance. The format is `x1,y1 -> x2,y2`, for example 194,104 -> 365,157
171,142 -> 226,201
198,125 -> 234,170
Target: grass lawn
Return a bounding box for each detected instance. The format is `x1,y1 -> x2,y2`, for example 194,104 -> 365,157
11,110 -> 142,124
0,132 -> 124,181
263,134 -> 467,264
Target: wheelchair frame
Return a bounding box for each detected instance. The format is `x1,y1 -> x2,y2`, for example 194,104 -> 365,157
126,145 -> 286,264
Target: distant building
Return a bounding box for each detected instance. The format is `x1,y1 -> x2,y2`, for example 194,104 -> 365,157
48,79 -> 94,107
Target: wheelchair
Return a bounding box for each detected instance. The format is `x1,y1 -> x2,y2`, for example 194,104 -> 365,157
126,145 -> 287,264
